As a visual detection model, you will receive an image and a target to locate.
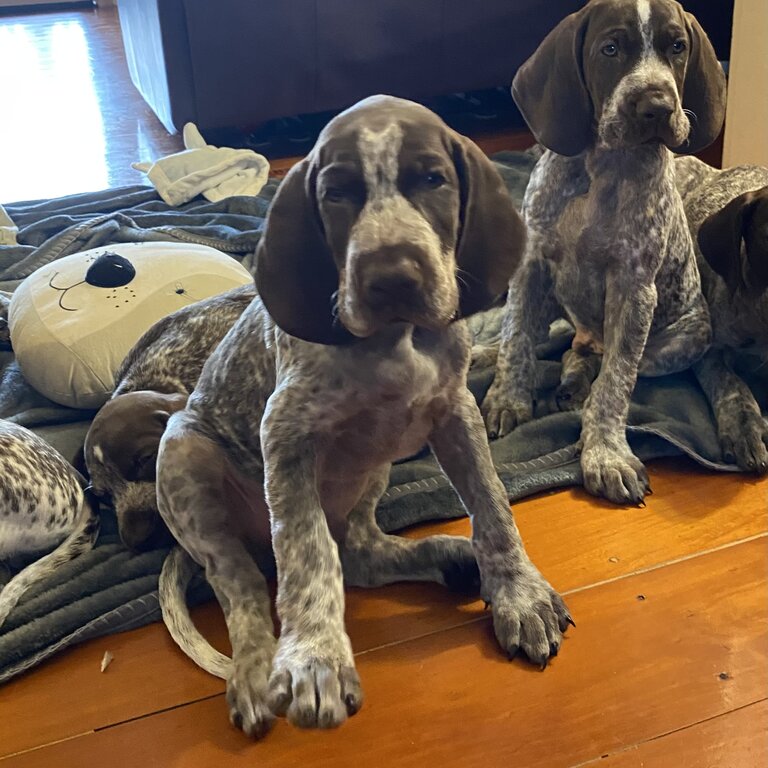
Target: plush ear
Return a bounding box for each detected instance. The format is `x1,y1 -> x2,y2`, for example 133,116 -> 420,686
697,190 -> 760,290
674,13 -> 727,155
451,135 -> 526,317
254,157 -> 354,345
511,8 -> 592,157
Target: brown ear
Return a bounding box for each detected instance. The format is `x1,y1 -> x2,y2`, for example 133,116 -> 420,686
697,190 -> 758,289
743,191 -> 768,291
674,13 -> 727,155
511,8 -> 592,157
254,157 -> 354,345
452,136 -> 526,317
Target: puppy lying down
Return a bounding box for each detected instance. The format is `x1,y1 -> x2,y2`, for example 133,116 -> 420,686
0,420 -> 98,629
84,284 -> 255,549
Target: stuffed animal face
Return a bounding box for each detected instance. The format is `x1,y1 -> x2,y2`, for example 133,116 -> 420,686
9,242 -> 253,408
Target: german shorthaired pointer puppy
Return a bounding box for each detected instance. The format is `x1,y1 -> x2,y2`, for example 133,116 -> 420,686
156,95 -> 572,739
0,420 -> 98,628
84,285 -> 254,549
676,155 -> 768,471
481,0 -> 726,504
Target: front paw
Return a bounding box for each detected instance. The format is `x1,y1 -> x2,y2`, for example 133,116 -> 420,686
227,652 -> 276,739
485,566 -> 573,667
481,383 -> 533,439
718,403 -> 768,474
268,636 -> 362,729
581,441 -> 650,505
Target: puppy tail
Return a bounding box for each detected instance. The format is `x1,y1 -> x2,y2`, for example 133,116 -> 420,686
159,546 -> 232,679
0,488 -> 100,629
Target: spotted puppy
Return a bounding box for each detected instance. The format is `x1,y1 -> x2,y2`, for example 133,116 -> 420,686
0,420 -> 98,628
156,95 -> 572,739
676,155 -> 768,471
84,285 -> 255,549
481,0 -> 726,504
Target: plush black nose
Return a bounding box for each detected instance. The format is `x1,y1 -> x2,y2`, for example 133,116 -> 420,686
85,251 -> 136,288
635,92 -> 674,122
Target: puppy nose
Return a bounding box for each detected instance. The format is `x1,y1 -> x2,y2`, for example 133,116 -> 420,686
362,259 -> 424,308
635,92 -> 674,121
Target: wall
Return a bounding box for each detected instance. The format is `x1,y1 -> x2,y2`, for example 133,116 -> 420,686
722,0 -> 768,167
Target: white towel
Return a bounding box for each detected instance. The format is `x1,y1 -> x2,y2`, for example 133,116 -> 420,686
0,204 -> 17,246
133,123 -> 270,207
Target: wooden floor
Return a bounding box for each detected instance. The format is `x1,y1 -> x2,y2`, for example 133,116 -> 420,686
0,6 -> 766,768
0,459 -> 766,767
0,5 -> 182,203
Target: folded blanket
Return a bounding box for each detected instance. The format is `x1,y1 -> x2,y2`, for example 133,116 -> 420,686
0,150 -> 760,684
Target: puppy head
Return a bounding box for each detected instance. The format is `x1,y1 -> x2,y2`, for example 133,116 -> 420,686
255,95 -> 525,344
512,0 -> 726,156
84,389 -> 187,549
698,186 -> 768,297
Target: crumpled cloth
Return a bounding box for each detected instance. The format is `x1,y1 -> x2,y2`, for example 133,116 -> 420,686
132,123 -> 270,207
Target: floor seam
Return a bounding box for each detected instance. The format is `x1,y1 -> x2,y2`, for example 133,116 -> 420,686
565,697 -> 768,768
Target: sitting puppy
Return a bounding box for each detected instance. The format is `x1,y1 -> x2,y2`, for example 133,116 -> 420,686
676,155 -> 768,471
156,95 -> 572,739
84,285 -> 254,549
481,0 -> 726,504
0,420 -> 98,628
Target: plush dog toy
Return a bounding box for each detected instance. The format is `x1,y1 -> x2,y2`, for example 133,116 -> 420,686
8,242 -> 253,408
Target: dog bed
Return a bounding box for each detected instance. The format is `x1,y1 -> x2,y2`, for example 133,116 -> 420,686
0,150 -> 762,684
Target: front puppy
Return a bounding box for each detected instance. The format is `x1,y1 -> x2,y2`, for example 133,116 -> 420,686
481,0 -> 726,504
157,95 -> 572,740
677,156 -> 768,471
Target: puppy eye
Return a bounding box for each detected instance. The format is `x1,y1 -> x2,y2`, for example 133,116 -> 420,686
671,39 -> 686,54
323,188 -> 346,203
424,172 -> 447,189
601,42 -> 618,57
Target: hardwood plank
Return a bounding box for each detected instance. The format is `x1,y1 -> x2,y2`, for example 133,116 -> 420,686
577,700 -> 768,768
3,537 -> 766,768
405,458 -> 768,596
0,461 -> 764,758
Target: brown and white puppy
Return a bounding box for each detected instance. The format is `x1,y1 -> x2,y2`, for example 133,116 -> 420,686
676,155 -> 768,471
156,95 -> 571,740
1,420 -> 98,629
481,0 -> 726,504
84,285 -> 254,549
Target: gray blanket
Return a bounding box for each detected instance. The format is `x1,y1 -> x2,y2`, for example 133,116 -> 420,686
0,152 -> 756,684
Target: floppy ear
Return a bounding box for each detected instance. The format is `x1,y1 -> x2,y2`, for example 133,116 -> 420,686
254,157 -> 354,345
697,191 -> 759,290
511,8 -> 592,157
452,136 -> 526,317
743,191 -> 768,291
675,13 -> 727,155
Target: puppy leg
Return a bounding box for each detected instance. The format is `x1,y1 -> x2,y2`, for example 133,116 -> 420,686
639,295 -> 712,376
556,348 -> 602,412
481,254 -> 559,437
694,349 -> 768,473
262,416 -> 361,731
430,388 -> 572,667
340,466 -> 479,593
157,422 -> 276,739
580,278 -> 656,504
